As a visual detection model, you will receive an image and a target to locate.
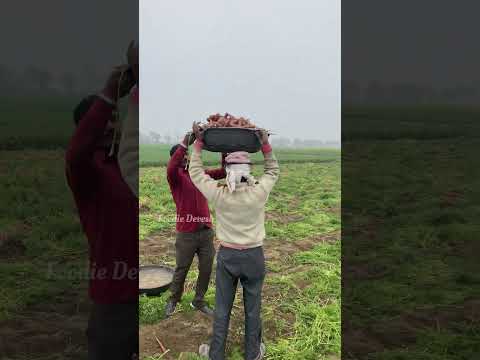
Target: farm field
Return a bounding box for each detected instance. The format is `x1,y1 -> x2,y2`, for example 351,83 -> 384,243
4,97 -> 479,360
342,107 -> 480,359
342,105 -> 480,141
139,148 -> 341,360
1,97 -> 101,359
0,151 -> 90,359
140,144 -> 340,167
0,97 -> 77,150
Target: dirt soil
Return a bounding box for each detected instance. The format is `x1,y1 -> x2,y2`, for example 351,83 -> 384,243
140,231 -> 340,359
343,299 -> 480,359
0,288 -> 90,360
140,311 -> 213,359
0,224 -> 29,260
1,220 -> 90,359
140,232 -> 176,264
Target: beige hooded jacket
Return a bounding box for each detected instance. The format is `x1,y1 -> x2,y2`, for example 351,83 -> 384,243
189,141 -> 279,248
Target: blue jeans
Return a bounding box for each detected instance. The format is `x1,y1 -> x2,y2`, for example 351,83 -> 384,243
209,246 -> 265,360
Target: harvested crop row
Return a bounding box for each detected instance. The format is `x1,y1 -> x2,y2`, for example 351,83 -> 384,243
202,113 -> 257,129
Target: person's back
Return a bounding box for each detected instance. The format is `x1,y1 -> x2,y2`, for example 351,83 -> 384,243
215,185 -> 266,247
66,96 -> 138,304
192,149 -> 279,249
163,137 -> 226,317
189,127 -> 279,360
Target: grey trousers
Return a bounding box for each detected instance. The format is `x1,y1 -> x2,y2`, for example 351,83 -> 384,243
169,227 -> 215,307
209,246 -> 265,360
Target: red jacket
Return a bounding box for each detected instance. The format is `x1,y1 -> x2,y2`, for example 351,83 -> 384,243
65,98 -> 138,304
167,146 -> 226,233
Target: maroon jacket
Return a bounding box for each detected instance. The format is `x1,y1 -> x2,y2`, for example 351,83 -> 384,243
66,98 -> 138,304
167,146 -> 226,233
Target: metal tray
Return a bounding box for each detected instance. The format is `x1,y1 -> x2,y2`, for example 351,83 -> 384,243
139,265 -> 174,296
203,127 -> 262,153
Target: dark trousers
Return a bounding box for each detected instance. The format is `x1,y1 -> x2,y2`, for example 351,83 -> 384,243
169,227 -> 215,307
87,301 -> 138,360
209,246 -> 265,360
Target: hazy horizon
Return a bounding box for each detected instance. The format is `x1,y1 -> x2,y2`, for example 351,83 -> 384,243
0,1 -> 138,84
140,0 -> 340,142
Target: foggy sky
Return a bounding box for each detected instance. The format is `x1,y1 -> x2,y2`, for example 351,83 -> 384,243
343,1 -> 480,87
140,0 -> 341,142
0,1 -> 138,84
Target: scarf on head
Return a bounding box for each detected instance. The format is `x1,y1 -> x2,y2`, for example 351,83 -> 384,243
225,164 -> 255,193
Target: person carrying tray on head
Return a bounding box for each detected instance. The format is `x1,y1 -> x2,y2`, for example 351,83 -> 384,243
189,123 -> 280,360
165,132 -> 227,317
65,42 -> 139,360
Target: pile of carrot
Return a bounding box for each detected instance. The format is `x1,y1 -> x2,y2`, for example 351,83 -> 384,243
202,113 -> 257,129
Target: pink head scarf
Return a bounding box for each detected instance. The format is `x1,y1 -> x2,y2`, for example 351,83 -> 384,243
225,151 -> 252,164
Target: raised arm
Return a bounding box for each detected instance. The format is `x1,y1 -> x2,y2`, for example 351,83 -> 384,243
205,153 -> 227,180
189,141 -> 222,206
166,143 -> 187,185
188,123 -> 222,205
65,97 -> 114,193
66,64 -> 135,194
118,86 -> 139,197
255,131 -> 280,198
167,132 -> 196,185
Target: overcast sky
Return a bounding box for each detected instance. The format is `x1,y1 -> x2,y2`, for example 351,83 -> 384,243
140,0 -> 340,142
343,1 -> 480,88
0,1 -> 137,86
0,0 -> 138,72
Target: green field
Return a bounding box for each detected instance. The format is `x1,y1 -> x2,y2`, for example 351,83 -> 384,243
4,96 -> 478,359
0,97 -> 99,359
342,105 -> 480,140
0,149 -> 90,359
0,97 -> 77,149
140,143 -> 340,167
139,149 -> 341,360
342,106 -> 480,359
0,96 -> 130,150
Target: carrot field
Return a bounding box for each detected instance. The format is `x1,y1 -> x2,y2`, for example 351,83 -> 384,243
138,147 -> 341,360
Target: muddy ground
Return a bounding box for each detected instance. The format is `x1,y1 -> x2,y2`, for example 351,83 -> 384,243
139,231 -> 339,359
0,287 -> 90,360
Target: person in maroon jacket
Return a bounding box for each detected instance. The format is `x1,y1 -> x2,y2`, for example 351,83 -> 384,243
66,59 -> 138,359
165,135 -> 226,317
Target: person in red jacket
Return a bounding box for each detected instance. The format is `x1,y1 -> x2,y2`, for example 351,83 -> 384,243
165,135 -> 226,317
66,58 -> 138,359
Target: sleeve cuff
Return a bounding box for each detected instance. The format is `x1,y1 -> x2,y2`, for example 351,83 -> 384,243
129,85 -> 139,105
261,143 -> 272,154
194,140 -> 204,152
97,92 -> 116,106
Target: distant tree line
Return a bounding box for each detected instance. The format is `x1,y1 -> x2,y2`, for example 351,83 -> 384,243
0,64 -> 103,96
140,131 -> 339,148
343,80 -> 480,106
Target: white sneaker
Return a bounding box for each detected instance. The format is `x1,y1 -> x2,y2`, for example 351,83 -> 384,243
254,343 -> 266,360
199,342 -> 264,359
198,343 -> 210,358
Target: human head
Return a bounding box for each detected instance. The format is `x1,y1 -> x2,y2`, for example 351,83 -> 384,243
225,152 -> 254,192
225,152 -> 252,166
73,95 -> 118,148
170,144 -> 188,168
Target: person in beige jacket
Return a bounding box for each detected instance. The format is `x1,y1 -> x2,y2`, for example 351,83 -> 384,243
189,124 -> 279,360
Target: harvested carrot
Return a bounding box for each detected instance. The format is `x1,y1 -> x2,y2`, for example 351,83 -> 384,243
203,113 -> 257,129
